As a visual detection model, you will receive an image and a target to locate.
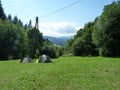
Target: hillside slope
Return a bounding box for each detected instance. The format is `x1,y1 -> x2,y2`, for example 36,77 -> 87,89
44,36 -> 73,46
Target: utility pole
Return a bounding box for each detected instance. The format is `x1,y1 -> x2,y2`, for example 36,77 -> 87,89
35,16 -> 39,56
35,17 -> 39,29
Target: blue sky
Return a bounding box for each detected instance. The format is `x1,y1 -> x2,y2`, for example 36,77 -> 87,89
2,0 -> 117,37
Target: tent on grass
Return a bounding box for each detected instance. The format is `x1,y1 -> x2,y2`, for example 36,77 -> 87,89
38,54 -> 51,63
20,55 -> 33,63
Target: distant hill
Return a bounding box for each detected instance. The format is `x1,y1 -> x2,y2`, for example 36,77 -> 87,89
44,36 -> 73,46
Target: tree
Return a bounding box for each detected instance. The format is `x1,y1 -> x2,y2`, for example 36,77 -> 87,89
27,28 -> 43,58
28,20 -> 32,27
24,24 -> 28,29
93,1 -> 120,56
65,39 -> 74,54
0,0 -> 6,20
18,19 -> 23,26
0,20 -> 28,60
74,28 -> 84,39
13,16 -> 18,24
8,14 -> 12,21
72,22 -> 98,56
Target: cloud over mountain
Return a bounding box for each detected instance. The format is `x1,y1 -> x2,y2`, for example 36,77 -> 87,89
39,22 -> 80,37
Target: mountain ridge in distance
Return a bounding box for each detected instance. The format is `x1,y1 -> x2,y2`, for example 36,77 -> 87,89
44,36 -> 73,46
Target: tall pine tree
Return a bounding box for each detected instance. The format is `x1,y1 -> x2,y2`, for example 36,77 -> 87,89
0,0 -> 6,20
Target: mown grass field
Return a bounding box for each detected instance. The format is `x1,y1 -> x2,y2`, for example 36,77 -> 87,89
0,56 -> 120,90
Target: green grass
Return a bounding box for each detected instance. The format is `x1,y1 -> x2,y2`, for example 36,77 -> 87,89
0,56 -> 120,90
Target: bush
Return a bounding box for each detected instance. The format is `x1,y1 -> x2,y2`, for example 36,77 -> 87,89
41,45 -> 63,58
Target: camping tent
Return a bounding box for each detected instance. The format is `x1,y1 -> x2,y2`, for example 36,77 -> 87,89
38,54 -> 51,63
20,55 -> 33,63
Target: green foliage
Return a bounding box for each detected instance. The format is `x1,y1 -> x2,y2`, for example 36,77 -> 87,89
0,56 -> 120,90
68,22 -> 98,56
66,1 -> 120,57
41,45 -> 63,58
0,20 -> 28,60
41,45 -> 58,58
0,1 -> 6,20
65,39 -> 74,54
27,28 -> 43,58
93,1 -> 120,56
74,28 -> 84,39
28,20 -> 32,28
0,0 -> 46,60
58,47 -> 64,56
13,16 -> 18,24
0,0 -> 64,60
7,14 -> 12,21
40,38 -> 64,58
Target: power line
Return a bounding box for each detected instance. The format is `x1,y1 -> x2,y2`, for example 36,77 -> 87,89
40,0 -> 82,18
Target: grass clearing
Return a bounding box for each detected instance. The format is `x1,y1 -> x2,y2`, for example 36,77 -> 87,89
0,56 -> 120,90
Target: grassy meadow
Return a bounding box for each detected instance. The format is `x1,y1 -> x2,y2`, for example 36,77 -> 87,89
0,56 -> 120,90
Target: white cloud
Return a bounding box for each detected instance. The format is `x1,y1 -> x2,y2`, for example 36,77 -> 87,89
39,22 -> 81,37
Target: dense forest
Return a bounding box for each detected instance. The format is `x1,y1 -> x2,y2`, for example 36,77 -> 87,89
66,1 -> 120,57
0,1 -> 120,60
0,1 -> 63,60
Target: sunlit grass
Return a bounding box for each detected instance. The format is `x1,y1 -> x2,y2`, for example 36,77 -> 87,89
0,56 -> 120,90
